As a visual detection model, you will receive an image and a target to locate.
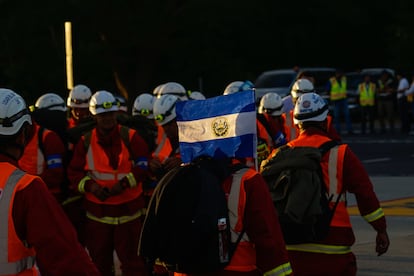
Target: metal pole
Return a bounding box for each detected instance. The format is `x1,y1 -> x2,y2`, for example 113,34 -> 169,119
65,22 -> 74,90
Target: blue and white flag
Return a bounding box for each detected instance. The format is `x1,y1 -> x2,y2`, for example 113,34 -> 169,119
176,90 -> 257,164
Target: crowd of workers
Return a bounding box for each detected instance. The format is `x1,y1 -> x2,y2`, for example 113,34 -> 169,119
0,76 -> 390,276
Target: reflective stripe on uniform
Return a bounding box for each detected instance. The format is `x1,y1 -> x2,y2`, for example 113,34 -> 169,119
264,262 -> 293,276
287,243 -> 352,254
86,208 -> 146,225
0,169 -> 36,274
89,171 -> 128,181
363,208 -> 385,222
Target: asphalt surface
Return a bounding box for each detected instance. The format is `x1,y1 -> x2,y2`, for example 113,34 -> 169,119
344,130 -> 414,276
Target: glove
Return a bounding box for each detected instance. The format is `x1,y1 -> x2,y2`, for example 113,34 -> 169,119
257,140 -> 270,166
110,177 -> 129,196
85,180 -> 111,201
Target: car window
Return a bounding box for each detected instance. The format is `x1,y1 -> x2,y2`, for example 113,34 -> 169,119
255,72 -> 296,88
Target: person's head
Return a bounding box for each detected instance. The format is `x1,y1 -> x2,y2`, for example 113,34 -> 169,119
335,69 -> 344,78
157,82 -> 188,101
223,80 -> 254,95
258,93 -> 283,117
153,94 -> 179,143
293,92 -> 329,131
89,90 -> 119,134
188,91 -> 206,100
290,78 -> 315,104
132,93 -> 155,119
67,84 -> 92,122
296,70 -> 315,84
32,93 -> 68,133
363,74 -> 371,83
0,88 -> 32,159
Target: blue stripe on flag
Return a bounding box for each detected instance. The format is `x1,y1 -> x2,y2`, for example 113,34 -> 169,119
176,90 -> 256,121
176,90 -> 257,163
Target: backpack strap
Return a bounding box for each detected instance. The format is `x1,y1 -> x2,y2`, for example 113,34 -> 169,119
38,126 -> 45,157
318,139 -> 343,217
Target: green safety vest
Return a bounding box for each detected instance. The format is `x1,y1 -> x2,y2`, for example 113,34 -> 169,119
358,82 -> 376,106
329,76 -> 347,101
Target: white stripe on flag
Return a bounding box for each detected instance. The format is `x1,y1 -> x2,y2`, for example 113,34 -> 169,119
177,111 -> 256,143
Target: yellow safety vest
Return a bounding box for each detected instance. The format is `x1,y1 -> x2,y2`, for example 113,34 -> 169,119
329,76 -> 347,101
358,82 -> 376,106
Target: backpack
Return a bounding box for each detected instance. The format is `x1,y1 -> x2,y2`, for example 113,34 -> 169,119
138,156 -> 244,274
260,140 -> 340,244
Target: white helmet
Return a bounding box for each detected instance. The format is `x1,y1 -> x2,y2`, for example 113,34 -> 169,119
153,94 -> 179,126
223,80 -> 254,95
89,90 -> 119,115
158,82 -> 188,100
67,84 -> 92,108
152,84 -> 165,97
293,92 -> 329,125
35,93 -> 67,112
189,91 -> 206,100
0,88 -> 32,136
290,79 -> 315,99
114,94 -> 128,112
132,93 -> 155,119
258,93 -> 283,116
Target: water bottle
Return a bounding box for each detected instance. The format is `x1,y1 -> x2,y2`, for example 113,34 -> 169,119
217,218 -> 229,263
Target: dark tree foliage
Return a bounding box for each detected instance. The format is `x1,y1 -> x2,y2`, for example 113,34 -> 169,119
0,0 -> 413,103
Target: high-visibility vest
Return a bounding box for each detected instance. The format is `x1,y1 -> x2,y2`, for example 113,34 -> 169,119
286,136 -> 352,254
329,76 -> 347,101
18,124 -> 48,175
152,125 -> 173,162
84,127 -> 142,205
283,111 -> 295,142
226,168 -> 292,275
358,82 -> 376,106
0,163 -> 38,276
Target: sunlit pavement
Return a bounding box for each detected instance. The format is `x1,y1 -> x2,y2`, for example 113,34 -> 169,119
348,176 -> 414,275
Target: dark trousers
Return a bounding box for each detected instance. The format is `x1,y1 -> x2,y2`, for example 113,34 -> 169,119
360,105 -> 375,134
377,99 -> 395,133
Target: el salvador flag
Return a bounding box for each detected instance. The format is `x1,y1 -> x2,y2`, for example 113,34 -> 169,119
176,90 -> 257,164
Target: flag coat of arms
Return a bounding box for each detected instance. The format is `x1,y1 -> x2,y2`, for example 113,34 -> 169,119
176,91 -> 257,164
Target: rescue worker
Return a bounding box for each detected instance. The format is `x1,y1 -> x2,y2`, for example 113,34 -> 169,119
358,74 -> 377,134
285,92 -> 389,275
257,92 -> 287,165
67,84 -> 93,128
172,157 -> 293,276
19,93 -> 67,202
327,69 -> 354,135
284,79 -> 341,142
67,90 -> 151,276
0,88 -> 99,275
151,94 -> 181,180
156,81 -> 189,101
223,80 -> 254,95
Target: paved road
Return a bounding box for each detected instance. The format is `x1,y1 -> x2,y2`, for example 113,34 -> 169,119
345,133 -> 414,275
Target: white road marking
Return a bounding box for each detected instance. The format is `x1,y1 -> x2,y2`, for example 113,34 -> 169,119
362,157 -> 391,163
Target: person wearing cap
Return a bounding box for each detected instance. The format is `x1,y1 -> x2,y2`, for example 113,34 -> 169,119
256,92 -> 288,165
282,92 -> 389,275
284,79 -> 341,142
18,93 -> 68,202
0,88 -> 99,275
67,90 -> 152,276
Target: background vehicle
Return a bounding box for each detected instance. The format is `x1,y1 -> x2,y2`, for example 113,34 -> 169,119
254,67 -> 336,102
254,69 -> 297,101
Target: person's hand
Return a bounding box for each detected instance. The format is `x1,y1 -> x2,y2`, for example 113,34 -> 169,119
162,156 -> 182,171
376,230 -> 390,256
86,180 -> 111,201
110,181 -> 125,196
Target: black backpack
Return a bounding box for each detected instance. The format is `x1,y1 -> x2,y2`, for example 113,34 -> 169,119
260,140 -> 341,244
138,157 -> 244,274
